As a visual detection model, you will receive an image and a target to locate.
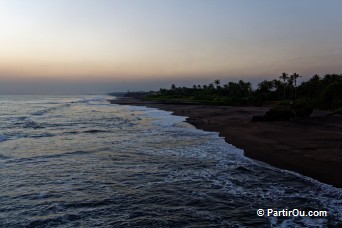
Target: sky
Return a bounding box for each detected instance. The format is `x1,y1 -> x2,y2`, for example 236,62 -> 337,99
0,0 -> 342,94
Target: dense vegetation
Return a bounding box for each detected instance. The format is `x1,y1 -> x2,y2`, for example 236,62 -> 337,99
146,73 -> 342,111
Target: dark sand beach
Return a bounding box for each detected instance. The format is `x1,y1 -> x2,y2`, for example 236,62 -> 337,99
111,97 -> 342,188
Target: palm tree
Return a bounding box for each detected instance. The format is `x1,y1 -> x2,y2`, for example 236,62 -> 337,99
290,73 -> 302,99
208,83 -> 215,90
223,84 -> 229,96
238,80 -> 252,97
279,72 -> 289,100
272,79 -> 283,100
311,74 -> 320,83
214,79 -> 221,89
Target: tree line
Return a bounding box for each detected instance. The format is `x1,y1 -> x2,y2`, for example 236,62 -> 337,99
148,73 -> 342,109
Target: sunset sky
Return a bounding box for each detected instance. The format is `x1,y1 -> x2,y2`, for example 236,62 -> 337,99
1,0 -> 342,94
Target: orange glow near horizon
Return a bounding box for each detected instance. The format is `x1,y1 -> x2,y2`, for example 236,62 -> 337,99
0,0 -> 342,93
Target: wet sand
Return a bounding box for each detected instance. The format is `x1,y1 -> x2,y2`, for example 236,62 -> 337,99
110,98 -> 342,188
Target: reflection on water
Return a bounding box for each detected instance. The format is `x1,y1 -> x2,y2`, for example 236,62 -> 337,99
0,95 -> 341,227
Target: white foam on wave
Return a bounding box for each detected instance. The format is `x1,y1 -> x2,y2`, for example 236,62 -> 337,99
256,159 -> 342,194
126,105 -> 249,159
125,106 -> 249,171
126,105 -> 342,225
31,104 -> 71,116
126,105 -> 342,189
79,96 -> 111,103
78,96 -> 115,107
151,106 -> 342,187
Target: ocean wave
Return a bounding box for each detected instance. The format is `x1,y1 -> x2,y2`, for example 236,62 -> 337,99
5,150 -> 93,165
76,96 -> 112,105
80,96 -> 108,103
1,96 -> 341,227
82,129 -> 110,134
0,154 -> 11,159
0,134 -> 7,142
32,104 -> 71,116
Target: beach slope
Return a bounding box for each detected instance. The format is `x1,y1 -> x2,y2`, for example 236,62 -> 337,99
110,98 -> 342,188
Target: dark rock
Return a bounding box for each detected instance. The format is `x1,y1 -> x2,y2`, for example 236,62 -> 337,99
264,108 -> 295,121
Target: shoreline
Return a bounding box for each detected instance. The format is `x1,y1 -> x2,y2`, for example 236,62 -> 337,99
110,97 -> 342,188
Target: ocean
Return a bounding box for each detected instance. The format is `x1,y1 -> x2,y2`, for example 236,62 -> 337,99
0,95 -> 341,227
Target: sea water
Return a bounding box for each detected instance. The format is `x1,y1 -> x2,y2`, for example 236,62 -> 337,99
0,95 -> 341,227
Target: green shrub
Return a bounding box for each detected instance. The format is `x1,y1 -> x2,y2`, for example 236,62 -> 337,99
293,99 -> 313,117
253,93 -> 267,106
265,107 -> 295,121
